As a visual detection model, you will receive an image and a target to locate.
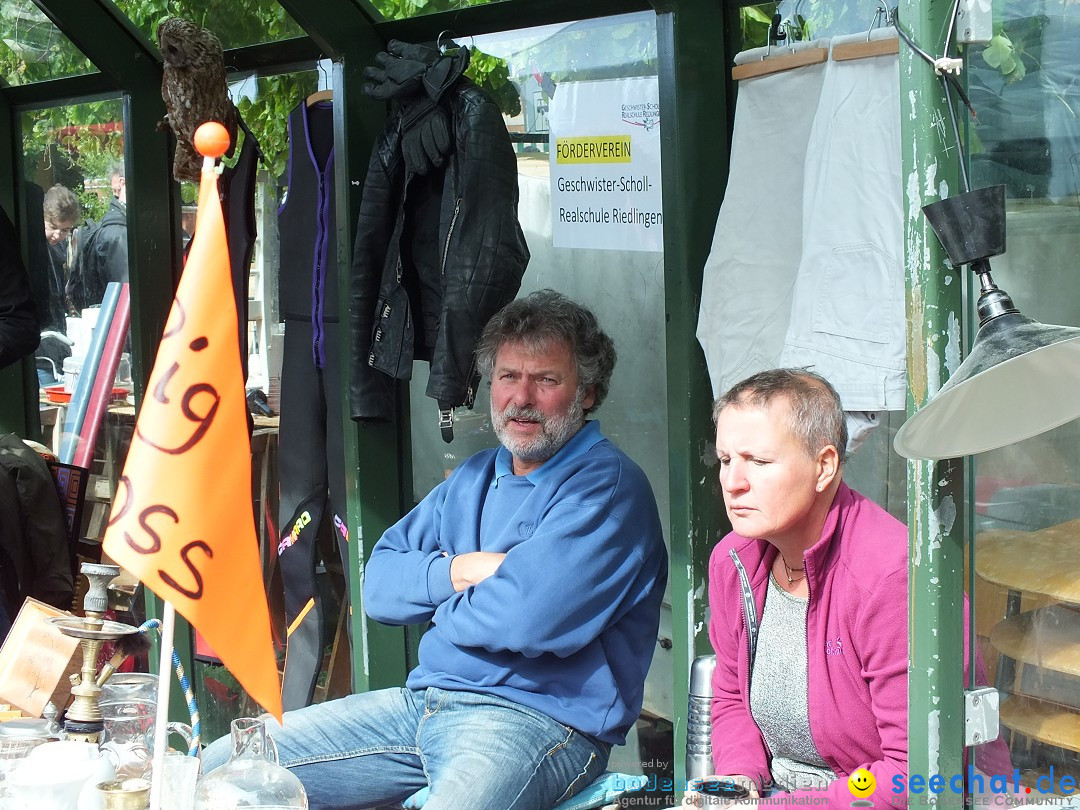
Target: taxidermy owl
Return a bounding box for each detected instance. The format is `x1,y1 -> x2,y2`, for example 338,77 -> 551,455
157,17 -> 237,183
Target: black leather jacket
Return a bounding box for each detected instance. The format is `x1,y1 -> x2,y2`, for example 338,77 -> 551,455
349,79 -> 529,422
0,205 -> 40,372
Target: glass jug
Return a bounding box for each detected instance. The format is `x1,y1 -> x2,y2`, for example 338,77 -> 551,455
192,717 -> 307,809
99,674 -> 193,779
99,704 -> 193,779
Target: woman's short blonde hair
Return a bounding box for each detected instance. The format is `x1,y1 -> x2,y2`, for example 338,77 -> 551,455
714,368 -> 848,463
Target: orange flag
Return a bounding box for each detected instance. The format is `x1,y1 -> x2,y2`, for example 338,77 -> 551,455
103,133 -> 282,721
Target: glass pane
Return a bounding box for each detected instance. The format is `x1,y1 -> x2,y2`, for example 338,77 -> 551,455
19,99 -> 135,566
112,0 -> 304,50
0,0 -> 96,86
968,0 -> 1080,799
773,0 -> 889,40
409,9 -> 663,506
369,0 -> 506,23
15,74 -> 315,713
403,10 -> 671,789
21,98 -> 125,378
410,11 -> 665,548
739,4 -> 777,49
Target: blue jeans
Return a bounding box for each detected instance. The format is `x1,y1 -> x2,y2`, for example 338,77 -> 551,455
202,687 -> 610,810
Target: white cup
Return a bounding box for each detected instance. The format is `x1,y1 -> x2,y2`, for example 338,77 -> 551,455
159,751 -> 200,810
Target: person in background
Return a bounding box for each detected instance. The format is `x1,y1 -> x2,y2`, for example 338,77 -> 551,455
203,290 -> 669,810
684,368 -> 1010,808
42,185 -> 80,247
35,185 -> 81,386
68,162 -> 127,311
0,202 -> 40,372
43,184 -> 81,322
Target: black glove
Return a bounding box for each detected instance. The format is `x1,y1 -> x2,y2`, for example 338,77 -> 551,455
361,41 -> 440,101
362,40 -> 470,102
398,98 -> 452,176
362,41 -> 472,177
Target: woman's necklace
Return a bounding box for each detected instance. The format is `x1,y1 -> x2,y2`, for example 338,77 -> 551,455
782,557 -> 805,585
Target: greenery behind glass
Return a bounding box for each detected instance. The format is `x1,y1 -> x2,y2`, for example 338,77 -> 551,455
0,0 -> 95,85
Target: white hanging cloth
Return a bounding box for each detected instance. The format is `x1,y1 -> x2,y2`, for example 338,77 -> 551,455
696,41 -> 829,399
778,30 -> 906,413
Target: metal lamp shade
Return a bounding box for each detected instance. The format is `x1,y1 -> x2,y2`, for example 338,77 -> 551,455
894,312 -> 1080,460
921,185 -> 1007,265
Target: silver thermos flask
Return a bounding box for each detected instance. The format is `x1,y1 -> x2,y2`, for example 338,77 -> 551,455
686,654 -> 716,781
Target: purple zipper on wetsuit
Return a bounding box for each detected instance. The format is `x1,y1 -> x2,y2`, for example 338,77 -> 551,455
305,101 -> 335,369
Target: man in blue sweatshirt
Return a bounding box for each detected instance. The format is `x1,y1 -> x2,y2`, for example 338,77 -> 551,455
211,289 -> 668,809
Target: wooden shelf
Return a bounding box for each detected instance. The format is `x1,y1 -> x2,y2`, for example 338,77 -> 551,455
1001,695 -> 1080,754
991,605 -> 1080,678
976,520 -> 1080,603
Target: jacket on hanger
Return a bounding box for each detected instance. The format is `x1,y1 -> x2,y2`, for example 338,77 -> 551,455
349,78 -> 529,422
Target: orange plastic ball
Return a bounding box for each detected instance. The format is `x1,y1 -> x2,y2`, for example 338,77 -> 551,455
194,122 -> 231,158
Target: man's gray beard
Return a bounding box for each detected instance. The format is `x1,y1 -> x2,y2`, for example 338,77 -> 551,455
492,388 -> 586,463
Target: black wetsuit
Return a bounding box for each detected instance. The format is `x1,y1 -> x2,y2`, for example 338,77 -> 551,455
276,98 -> 348,710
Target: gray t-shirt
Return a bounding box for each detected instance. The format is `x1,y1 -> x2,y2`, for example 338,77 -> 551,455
749,574 -> 836,792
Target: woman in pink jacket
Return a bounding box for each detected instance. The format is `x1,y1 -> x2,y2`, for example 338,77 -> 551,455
684,368 -> 1009,808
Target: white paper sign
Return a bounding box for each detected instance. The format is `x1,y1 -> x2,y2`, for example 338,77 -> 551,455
549,77 -> 663,252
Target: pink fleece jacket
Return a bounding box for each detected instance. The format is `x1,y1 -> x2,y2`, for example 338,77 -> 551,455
707,481 -> 1010,808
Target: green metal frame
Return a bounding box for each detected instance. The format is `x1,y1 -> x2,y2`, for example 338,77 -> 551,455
653,0 -> 731,791
897,0 -> 966,802
0,91 -> 15,225
376,0 -> 651,41
0,84 -> 38,438
3,74 -> 119,109
225,37 -> 323,75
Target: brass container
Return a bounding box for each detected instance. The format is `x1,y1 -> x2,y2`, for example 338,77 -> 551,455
97,777 -> 152,810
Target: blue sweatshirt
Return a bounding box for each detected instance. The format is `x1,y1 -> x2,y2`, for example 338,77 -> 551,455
364,420 -> 668,744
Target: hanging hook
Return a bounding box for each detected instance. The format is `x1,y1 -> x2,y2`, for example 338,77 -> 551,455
764,12 -> 784,60
767,0 -> 806,58
789,0 -> 806,42
437,30 -> 459,55
868,1 -> 895,41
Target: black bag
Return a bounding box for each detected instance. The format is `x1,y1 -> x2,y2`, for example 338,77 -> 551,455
65,220 -> 101,312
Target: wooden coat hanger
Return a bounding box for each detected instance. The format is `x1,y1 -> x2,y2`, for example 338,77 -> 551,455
732,45 -> 828,81
832,37 -> 899,61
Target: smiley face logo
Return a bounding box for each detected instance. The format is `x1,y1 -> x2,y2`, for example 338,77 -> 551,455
848,768 -> 876,800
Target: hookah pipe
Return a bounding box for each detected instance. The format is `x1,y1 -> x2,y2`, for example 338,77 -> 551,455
54,563 -> 201,754
53,564 -> 141,743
